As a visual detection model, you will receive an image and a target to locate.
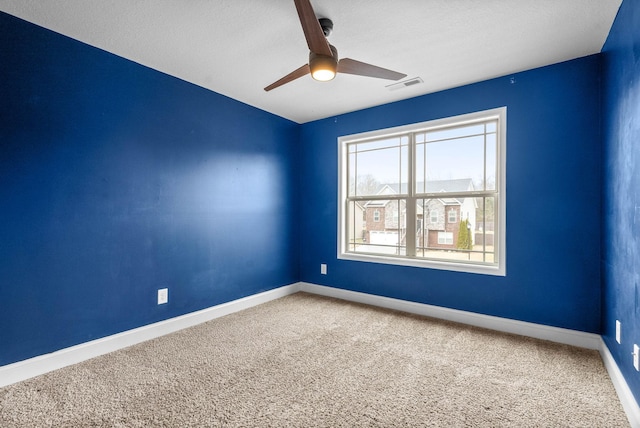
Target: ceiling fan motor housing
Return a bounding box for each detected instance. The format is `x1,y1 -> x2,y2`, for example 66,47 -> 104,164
309,44 -> 338,81
319,18 -> 333,37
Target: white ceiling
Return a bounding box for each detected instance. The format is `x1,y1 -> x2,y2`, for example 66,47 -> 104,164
0,0 -> 622,124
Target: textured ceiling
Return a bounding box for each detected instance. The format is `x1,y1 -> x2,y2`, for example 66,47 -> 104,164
0,0 -> 622,123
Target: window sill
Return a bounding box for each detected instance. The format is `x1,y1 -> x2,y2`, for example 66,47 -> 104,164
338,252 -> 506,276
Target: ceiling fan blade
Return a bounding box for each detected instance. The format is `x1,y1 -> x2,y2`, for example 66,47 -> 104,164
294,0 -> 333,57
338,58 -> 407,81
264,64 -> 311,91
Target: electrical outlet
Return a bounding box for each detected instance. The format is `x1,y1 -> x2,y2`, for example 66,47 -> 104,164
634,344 -> 639,371
616,320 -> 621,344
320,264 -> 327,275
158,288 -> 168,305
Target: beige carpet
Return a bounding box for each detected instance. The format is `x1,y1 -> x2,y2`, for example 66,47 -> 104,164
0,292 -> 629,427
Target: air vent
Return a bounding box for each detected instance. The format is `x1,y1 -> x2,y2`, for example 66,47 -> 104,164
386,77 -> 423,91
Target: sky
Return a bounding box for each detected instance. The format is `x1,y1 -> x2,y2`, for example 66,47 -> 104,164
348,122 -> 497,195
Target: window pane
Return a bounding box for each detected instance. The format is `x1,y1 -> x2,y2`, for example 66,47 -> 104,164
475,196 -> 496,263
348,151 -> 357,196
415,197 -> 493,263
485,134 -> 497,191
423,135 -> 485,187
347,137 -> 409,197
417,198 -> 458,255
347,199 -> 406,256
426,123 -> 485,143
400,144 -> 409,190
346,200 -> 366,252
415,142 -> 425,193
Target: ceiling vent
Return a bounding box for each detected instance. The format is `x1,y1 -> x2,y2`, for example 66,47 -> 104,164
386,77 -> 423,91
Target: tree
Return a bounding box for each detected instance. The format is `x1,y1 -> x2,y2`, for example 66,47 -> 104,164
357,174 -> 380,196
474,196 -> 494,230
473,179 -> 495,230
349,174 -> 380,196
457,219 -> 472,250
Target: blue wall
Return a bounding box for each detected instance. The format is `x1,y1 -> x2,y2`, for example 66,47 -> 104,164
299,55 -> 603,333
0,13 -> 299,366
602,0 -> 640,405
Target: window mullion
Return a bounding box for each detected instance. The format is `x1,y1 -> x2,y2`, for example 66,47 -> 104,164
405,133 -> 416,256
484,123 -> 487,191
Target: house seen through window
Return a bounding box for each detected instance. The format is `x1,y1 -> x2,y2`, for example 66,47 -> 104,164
338,108 -> 506,276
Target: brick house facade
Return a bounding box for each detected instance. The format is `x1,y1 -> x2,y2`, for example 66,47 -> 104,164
363,179 -> 476,250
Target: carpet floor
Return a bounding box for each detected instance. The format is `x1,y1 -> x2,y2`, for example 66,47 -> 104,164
0,292 -> 630,427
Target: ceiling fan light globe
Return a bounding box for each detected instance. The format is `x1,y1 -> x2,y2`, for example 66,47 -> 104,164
309,47 -> 338,82
312,68 -> 336,81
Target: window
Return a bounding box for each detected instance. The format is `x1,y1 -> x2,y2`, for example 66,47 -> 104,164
373,209 -> 380,222
339,108 -> 506,276
438,232 -> 454,245
448,210 -> 457,224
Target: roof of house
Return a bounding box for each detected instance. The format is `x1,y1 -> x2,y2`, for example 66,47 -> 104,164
380,178 -> 475,195
362,178 -> 476,209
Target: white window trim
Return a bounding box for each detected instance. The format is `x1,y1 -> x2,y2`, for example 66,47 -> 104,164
337,107 -> 506,276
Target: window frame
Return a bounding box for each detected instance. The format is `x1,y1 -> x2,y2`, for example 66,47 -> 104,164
337,107 -> 506,276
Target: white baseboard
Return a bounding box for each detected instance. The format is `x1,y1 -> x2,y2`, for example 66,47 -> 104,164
299,282 -> 601,349
0,283 -> 301,388
599,339 -> 640,428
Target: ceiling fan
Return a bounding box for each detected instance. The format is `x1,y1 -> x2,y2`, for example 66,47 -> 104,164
264,0 -> 407,91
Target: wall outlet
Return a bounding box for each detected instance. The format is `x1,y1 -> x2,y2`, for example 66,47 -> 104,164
634,344 -> 639,371
320,264 -> 327,275
616,320 -> 621,344
158,288 -> 168,305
